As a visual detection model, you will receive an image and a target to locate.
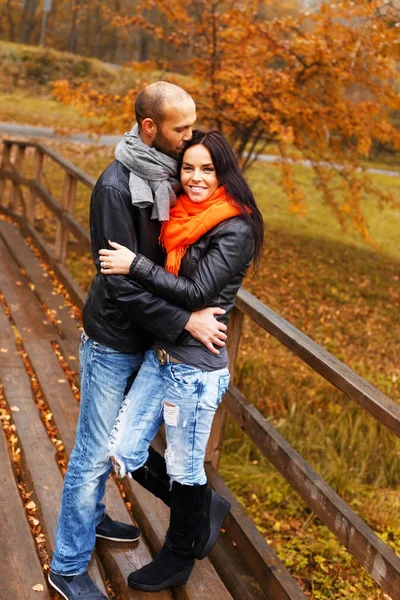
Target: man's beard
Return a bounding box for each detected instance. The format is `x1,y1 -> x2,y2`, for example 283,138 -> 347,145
152,129 -> 179,160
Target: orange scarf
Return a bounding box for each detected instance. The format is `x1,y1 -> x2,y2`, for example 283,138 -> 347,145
160,186 -> 242,275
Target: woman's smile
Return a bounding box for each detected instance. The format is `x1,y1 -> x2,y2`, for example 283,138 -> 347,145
180,144 -> 219,203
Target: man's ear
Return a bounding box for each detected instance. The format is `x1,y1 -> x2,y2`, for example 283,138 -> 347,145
141,118 -> 157,139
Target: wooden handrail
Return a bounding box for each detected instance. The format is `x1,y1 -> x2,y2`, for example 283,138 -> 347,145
1,137 -> 399,598
2,139 -> 96,188
224,383 -> 400,599
235,288 -> 400,437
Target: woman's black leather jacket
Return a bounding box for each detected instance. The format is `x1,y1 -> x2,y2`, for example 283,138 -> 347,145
129,215 -> 254,347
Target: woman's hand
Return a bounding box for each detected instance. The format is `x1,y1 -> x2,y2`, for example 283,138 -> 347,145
99,241 -> 136,275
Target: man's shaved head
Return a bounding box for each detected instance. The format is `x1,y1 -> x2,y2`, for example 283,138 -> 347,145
135,81 -> 193,128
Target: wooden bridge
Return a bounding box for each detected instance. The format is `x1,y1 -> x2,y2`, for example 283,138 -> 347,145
0,138 -> 400,600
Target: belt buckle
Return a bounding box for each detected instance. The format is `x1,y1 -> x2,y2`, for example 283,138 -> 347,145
156,348 -> 167,365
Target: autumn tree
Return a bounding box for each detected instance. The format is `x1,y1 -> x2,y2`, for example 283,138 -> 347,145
52,0 -> 400,239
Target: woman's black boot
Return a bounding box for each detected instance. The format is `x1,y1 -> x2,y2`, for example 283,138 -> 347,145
131,449 -> 230,559
127,481 -> 207,592
131,447 -> 171,505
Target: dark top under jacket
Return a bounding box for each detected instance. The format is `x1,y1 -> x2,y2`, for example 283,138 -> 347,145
83,160 -> 191,353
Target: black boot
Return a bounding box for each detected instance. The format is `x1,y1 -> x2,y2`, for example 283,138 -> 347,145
131,447 -> 171,505
131,449 -> 231,559
128,482 -> 207,592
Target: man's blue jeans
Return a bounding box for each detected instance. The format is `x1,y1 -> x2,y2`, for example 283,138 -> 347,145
50,333 -> 143,576
108,350 -> 230,486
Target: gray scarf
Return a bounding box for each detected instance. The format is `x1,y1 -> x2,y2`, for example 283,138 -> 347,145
115,124 -> 180,221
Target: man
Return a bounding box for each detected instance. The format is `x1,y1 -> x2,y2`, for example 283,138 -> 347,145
48,82 -> 228,600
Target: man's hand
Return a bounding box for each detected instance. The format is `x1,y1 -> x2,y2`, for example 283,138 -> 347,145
185,307 -> 227,354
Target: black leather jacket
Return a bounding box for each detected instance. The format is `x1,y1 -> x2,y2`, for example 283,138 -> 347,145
129,215 -> 254,347
83,160 -> 191,352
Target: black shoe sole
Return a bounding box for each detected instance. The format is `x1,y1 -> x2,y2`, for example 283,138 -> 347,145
128,566 -> 193,592
193,491 -> 231,560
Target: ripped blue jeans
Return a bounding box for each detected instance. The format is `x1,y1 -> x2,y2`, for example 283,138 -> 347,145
108,349 -> 230,485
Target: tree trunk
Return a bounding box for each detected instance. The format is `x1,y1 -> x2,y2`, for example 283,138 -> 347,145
3,0 -> 16,41
67,0 -> 82,54
20,0 -> 39,44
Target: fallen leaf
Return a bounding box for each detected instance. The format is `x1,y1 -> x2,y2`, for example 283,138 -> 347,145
10,406 -> 20,412
26,500 -> 36,510
58,379 -> 66,383
273,521 -> 281,531
289,518 -> 302,530
0,348 -> 8,353
32,584 -> 44,592
36,533 -> 46,543
29,283 -> 35,291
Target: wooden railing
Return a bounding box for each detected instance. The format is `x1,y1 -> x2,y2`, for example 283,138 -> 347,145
1,138 -> 400,599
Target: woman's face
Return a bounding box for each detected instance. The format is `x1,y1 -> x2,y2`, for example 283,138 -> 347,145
180,144 -> 219,203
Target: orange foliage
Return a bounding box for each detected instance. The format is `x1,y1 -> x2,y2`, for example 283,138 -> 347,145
51,0 -> 400,239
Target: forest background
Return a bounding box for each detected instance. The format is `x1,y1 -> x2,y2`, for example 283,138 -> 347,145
0,0 -> 400,598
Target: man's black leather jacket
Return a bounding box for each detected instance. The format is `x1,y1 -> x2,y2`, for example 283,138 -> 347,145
83,160 -> 191,352
129,215 -> 254,347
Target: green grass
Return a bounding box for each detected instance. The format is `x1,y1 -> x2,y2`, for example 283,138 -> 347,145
247,160 -> 400,261
0,91 -> 102,131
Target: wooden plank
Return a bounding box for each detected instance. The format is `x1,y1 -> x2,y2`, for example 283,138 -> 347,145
0,236 -> 56,341
205,464 -> 307,600
209,533 -> 267,600
235,288 -> 400,437
26,148 -> 44,224
0,304 -> 107,595
0,219 -> 82,387
10,145 -> 26,211
0,142 -> 11,202
0,209 -> 87,310
20,220 -> 87,309
55,173 -> 78,263
224,383 -> 400,600
0,411 -> 51,599
0,219 -> 82,345
206,306 -> 244,469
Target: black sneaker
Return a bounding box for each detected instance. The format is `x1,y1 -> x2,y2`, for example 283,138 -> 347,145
48,570 -> 107,599
95,513 -> 141,542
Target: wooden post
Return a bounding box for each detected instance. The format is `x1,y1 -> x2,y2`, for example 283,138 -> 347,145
0,143 -> 12,204
25,149 -> 44,225
205,305 -> 244,470
10,145 -> 26,212
54,172 -> 77,264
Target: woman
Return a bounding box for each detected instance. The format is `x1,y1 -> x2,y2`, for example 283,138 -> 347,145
99,130 -> 263,592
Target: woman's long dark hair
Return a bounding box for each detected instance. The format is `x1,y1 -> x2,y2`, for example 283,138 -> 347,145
178,129 -> 264,266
